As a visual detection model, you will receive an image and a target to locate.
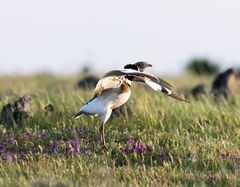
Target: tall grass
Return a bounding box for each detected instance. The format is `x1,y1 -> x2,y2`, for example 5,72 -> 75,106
0,75 -> 239,186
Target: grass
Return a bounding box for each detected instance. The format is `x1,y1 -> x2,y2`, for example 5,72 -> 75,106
0,74 -> 239,186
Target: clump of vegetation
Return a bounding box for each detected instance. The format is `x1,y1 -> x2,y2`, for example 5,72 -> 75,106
186,58 -> 220,75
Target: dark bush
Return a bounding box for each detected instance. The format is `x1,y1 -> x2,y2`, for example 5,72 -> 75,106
186,58 -> 219,75
75,76 -> 99,90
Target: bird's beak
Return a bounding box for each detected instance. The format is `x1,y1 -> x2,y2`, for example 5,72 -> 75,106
147,64 -> 153,67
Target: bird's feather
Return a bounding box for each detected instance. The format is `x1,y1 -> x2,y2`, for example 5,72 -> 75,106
103,69 -> 187,102
157,77 -> 172,89
104,69 -> 160,83
145,78 -> 187,102
94,76 -> 124,96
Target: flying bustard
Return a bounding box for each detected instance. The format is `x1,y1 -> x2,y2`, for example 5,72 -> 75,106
74,61 -> 187,151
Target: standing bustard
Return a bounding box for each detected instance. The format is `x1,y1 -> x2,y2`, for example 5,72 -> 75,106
74,62 -> 186,151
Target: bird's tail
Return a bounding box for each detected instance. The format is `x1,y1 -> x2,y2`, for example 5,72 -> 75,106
73,111 -> 84,119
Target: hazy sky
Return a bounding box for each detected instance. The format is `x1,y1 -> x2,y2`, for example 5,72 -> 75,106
0,0 -> 240,75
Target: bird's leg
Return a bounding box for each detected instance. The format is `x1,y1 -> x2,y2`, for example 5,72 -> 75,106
99,123 -> 108,152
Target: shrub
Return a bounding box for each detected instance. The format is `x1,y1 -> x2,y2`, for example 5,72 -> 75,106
186,58 -> 219,75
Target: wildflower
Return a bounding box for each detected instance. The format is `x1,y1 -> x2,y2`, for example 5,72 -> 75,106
48,141 -> 55,153
124,145 -> 129,155
146,145 -> 154,152
220,153 -> 226,159
136,143 -> 146,153
159,151 -> 165,160
66,143 -> 74,153
95,136 -> 101,142
231,152 -> 238,159
72,138 -> 81,153
82,136 -> 89,142
0,142 -> 7,154
131,144 -> 136,152
12,139 -> 18,146
66,128 -> 73,135
18,151 -> 26,160
3,152 -> 14,160
127,138 -> 138,144
25,131 -> 33,139
78,125 -> 86,132
40,130 -> 50,140
74,147 -> 79,154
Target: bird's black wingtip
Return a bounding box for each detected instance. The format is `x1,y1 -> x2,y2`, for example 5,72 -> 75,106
169,92 -> 189,103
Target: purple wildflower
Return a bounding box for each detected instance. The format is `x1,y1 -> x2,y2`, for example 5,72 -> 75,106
146,145 -> 154,152
12,139 -> 18,146
124,145 -> 129,155
131,144 -> 136,152
53,141 -> 60,152
231,153 -> 238,159
95,136 -> 101,142
136,143 -> 146,153
40,130 -> 50,140
159,151 -> 165,160
72,138 -> 81,149
8,134 -> 15,142
17,151 -> 26,160
25,131 -> 33,139
48,141 -> 56,153
3,152 -> 14,160
74,147 -> 79,154
127,138 -> 138,144
220,153 -> 226,159
66,128 -> 73,135
3,134 -> 17,146
66,143 -> 74,153
82,136 -> 89,142
78,125 -> 86,132
0,142 -> 7,154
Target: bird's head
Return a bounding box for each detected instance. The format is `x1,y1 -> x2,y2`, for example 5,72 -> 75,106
123,64 -> 138,71
134,61 -> 152,72
124,61 -> 152,72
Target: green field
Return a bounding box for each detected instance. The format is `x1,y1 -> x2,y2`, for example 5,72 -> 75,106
0,75 -> 239,186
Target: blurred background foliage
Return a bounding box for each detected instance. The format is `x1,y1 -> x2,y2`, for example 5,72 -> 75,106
186,58 -> 220,76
